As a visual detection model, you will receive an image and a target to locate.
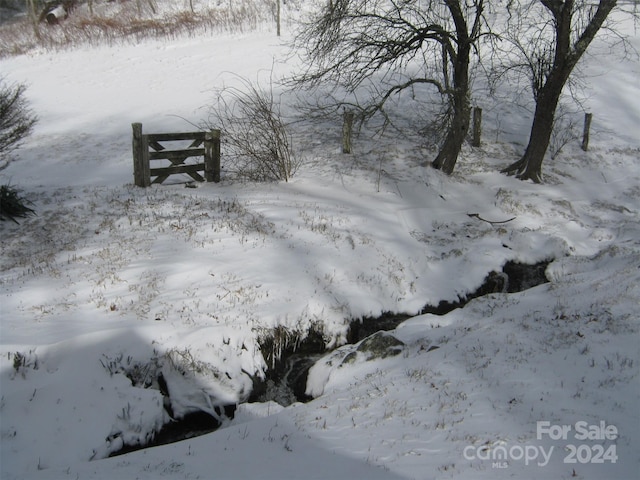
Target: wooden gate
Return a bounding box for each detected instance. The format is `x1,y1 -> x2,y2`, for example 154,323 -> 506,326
132,123 -> 221,187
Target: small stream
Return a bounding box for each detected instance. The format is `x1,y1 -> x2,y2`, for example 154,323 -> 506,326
259,259 -> 551,406
109,259 -> 550,456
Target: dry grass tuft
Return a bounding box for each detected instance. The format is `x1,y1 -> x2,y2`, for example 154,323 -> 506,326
0,0 -> 274,57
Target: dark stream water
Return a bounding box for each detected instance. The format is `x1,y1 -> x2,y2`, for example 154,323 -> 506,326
110,259 -> 550,456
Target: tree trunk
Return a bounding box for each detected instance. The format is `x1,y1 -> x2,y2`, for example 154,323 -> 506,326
26,0 -> 40,39
276,0 -> 281,36
431,0 -> 473,175
502,75 -> 564,183
432,94 -> 470,174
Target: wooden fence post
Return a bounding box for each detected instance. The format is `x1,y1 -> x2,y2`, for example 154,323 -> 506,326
204,129 -> 221,183
472,107 -> 482,148
132,123 -> 150,187
581,112 -> 593,152
342,110 -> 355,154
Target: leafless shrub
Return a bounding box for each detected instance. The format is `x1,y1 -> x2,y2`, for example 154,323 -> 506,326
203,75 -> 300,182
549,104 -> 581,160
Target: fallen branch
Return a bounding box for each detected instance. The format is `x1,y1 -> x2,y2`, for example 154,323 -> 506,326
467,213 -> 516,225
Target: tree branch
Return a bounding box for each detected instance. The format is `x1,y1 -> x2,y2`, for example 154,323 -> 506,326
467,213 -> 516,224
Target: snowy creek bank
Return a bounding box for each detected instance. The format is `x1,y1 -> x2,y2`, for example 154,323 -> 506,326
109,259 -> 550,456
347,260 -> 551,344
259,259 -> 551,404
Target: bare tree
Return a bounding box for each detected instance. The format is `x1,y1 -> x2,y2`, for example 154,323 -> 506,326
432,0 -> 486,173
291,0 -> 487,174
500,0 -> 620,183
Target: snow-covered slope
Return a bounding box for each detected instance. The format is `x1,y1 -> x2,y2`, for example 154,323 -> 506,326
1,6 -> 638,480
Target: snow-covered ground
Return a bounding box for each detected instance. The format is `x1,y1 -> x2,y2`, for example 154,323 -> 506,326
1,4 -> 639,480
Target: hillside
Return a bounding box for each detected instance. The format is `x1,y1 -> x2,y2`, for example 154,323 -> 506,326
1,2 -> 639,479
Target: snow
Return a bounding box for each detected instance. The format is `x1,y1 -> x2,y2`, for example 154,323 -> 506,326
1,4 -> 639,480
